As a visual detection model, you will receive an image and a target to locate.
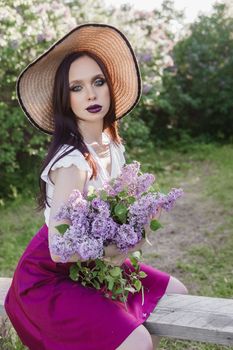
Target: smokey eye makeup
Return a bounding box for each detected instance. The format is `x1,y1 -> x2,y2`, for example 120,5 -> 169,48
69,76 -> 106,92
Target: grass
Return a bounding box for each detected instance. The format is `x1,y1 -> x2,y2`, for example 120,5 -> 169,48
172,143 -> 233,299
131,141 -> 233,349
0,196 -> 44,276
0,140 -> 233,349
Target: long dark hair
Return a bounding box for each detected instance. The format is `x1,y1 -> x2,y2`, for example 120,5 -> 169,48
36,50 -> 123,212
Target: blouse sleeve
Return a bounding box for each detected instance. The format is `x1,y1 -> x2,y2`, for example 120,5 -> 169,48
41,146 -> 92,186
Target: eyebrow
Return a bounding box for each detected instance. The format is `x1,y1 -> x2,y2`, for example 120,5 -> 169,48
69,74 -> 105,85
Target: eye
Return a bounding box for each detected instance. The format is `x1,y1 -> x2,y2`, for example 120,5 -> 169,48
95,78 -> 106,86
70,78 -> 106,92
70,85 -> 82,92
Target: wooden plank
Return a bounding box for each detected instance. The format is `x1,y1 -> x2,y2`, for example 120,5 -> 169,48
0,278 -> 12,316
144,293 -> 233,346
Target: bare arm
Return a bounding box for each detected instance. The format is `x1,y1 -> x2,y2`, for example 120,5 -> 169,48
48,164 -> 89,263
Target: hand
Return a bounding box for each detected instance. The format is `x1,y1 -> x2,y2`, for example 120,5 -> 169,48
127,238 -> 146,253
101,239 -> 146,267
101,249 -> 128,266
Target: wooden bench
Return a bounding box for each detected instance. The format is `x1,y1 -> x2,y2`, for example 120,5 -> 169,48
144,293 -> 233,346
1,278 -> 233,346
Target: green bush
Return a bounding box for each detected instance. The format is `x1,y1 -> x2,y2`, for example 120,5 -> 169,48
0,102 -> 50,199
157,3 -> 233,142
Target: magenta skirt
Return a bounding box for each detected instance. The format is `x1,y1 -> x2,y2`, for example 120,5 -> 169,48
4,223 -> 170,350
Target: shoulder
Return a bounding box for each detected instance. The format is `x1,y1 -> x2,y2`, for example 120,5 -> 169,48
50,163 -> 88,191
49,144 -> 91,172
41,144 -> 92,186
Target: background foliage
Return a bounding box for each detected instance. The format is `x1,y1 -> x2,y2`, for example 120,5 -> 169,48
155,3 -> 233,142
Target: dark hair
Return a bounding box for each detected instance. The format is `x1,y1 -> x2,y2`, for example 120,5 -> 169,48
36,50 -> 123,212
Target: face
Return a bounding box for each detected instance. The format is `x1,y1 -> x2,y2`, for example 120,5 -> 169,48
68,55 -> 111,123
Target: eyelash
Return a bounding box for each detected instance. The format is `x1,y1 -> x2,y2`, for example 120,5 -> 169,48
70,78 -> 106,92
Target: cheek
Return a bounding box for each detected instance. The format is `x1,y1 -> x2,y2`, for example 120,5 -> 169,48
70,94 -> 80,111
103,87 -> 111,104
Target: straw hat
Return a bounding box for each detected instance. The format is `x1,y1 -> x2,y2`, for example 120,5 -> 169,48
16,23 -> 142,135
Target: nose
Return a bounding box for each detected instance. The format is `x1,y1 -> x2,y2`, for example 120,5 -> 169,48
86,85 -> 97,100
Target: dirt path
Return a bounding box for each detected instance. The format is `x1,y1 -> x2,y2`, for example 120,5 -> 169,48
141,163 -> 223,292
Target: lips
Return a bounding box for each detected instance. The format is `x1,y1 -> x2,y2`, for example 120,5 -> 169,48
86,104 -> 102,112
87,105 -> 102,111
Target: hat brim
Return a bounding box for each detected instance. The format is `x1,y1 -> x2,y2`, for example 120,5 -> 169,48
16,23 -> 142,135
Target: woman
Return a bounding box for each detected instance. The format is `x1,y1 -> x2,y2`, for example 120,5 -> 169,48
4,23 -> 188,350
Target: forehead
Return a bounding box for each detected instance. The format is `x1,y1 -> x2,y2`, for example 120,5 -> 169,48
68,55 -> 103,82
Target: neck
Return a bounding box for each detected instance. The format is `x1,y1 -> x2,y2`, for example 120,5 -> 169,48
77,120 -> 104,146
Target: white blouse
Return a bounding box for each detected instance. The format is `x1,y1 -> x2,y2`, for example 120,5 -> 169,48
41,132 -> 126,226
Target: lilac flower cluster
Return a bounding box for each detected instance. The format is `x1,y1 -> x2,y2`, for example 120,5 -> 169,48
50,161 -> 184,262
100,161 -> 155,199
128,188 -> 183,239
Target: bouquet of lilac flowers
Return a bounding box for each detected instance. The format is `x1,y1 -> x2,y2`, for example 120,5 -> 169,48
50,160 -> 183,307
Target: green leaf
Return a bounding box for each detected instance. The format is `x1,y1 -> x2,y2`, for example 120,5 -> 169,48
107,277 -> 114,290
118,190 -> 127,197
115,288 -> 123,295
139,271 -> 147,278
55,223 -> 70,235
99,190 -> 108,201
125,286 -> 136,293
150,219 -> 163,231
127,196 -> 136,204
109,267 -> 122,277
134,279 -> 142,292
69,264 -> 79,281
76,261 -> 82,269
129,255 -> 141,269
114,203 -> 128,218
129,255 -> 138,266
87,194 -> 97,201
92,280 -> 101,289
131,251 -> 141,260
98,276 -> 104,283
